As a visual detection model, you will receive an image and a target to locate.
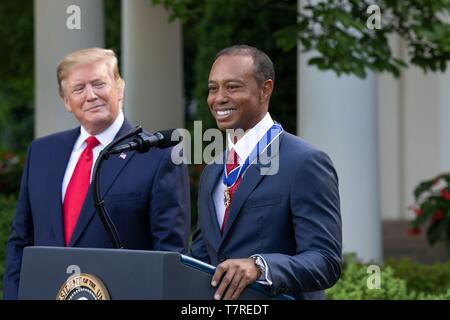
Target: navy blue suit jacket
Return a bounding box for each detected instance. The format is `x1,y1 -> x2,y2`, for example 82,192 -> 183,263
191,132 -> 342,300
4,119 -> 190,299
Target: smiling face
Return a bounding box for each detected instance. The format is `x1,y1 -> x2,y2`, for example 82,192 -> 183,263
61,60 -> 124,135
207,54 -> 273,132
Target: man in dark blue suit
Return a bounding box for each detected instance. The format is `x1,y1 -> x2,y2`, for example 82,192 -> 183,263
191,45 -> 342,300
3,48 -> 190,300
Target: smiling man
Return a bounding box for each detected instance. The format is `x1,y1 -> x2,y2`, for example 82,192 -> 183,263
206,53 -> 269,132
190,45 -> 342,300
3,48 -> 191,300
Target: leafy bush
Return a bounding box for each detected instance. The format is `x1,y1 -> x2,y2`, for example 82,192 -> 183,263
326,254 -> 450,300
0,1 -> 34,152
386,257 -> 450,295
326,255 -> 413,299
0,195 -> 17,299
0,150 -> 24,195
415,289 -> 450,300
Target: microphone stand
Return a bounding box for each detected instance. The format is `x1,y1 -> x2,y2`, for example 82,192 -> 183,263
91,125 -> 143,249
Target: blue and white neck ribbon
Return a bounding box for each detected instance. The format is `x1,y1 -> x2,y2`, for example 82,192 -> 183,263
222,123 -> 283,189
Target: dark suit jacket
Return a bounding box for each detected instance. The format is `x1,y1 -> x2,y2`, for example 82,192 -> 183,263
3,118 -> 190,300
191,132 -> 342,300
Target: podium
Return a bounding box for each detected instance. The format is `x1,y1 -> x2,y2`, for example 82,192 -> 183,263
18,246 -> 293,300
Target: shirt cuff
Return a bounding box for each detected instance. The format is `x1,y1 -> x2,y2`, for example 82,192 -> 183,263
250,254 -> 272,286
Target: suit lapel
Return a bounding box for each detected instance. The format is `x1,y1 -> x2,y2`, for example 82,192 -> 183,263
47,128 -> 80,246
69,119 -> 135,246
219,164 -> 264,241
203,163 -> 223,252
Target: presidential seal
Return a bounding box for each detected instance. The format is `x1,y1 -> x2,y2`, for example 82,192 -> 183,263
56,273 -> 110,300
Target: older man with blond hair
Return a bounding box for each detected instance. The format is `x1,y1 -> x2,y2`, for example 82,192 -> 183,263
4,48 -> 191,300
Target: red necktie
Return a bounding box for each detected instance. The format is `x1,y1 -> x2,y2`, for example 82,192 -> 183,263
221,148 -> 241,234
63,136 -> 100,246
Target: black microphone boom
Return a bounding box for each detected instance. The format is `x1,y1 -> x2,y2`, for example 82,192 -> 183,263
91,126 -> 182,249
108,129 -> 180,154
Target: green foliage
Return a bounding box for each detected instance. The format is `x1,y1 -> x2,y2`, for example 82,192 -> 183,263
415,288 -> 450,300
386,257 -> 450,295
105,0 -> 122,61
326,254 -> 450,300
326,254 -> 413,299
0,150 -> 24,195
0,1 -> 34,152
276,0 -> 450,77
152,0 -> 204,23
0,195 -> 17,299
154,0 -> 450,79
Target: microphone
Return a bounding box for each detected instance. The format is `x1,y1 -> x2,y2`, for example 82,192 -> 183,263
108,129 -> 180,154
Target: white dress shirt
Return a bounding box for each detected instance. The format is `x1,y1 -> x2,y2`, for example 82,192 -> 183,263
61,111 -> 125,202
212,112 -> 275,285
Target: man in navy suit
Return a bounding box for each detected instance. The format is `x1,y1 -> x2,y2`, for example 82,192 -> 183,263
3,48 -> 190,300
191,45 -> 342,300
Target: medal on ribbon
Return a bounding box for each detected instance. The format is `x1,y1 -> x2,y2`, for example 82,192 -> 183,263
222,123 -> 283,208
224,188 -> 231,209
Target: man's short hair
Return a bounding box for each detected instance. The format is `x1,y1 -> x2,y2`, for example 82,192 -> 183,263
214,45 -> 275,85
57,47 -> 124,97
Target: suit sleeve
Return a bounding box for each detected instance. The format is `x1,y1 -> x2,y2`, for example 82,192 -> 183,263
149,148 -> 191,254
262,150 -> 342,295
3,144 -> 35,300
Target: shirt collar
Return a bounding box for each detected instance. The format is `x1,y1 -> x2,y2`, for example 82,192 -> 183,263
74,110 -> 125,151
227,112 -> 274,164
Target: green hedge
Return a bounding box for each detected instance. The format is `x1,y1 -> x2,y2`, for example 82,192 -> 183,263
326,254 -> 450,300
0,195 -> 17,299
0,1 -> 34,153
386,257 -> 450,296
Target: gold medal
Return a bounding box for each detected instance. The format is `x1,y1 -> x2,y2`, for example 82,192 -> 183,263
224,187 -> 231,209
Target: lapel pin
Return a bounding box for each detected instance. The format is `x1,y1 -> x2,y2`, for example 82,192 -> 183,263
119,153 -> 127,159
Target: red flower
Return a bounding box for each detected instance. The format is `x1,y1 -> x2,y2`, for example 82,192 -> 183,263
408,227 -> 421,236
414,207 -> 423,217
441,189 -> 450,200
432,210 -> 445,222
408,205 -> 423,216
3,152 -> 13,160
